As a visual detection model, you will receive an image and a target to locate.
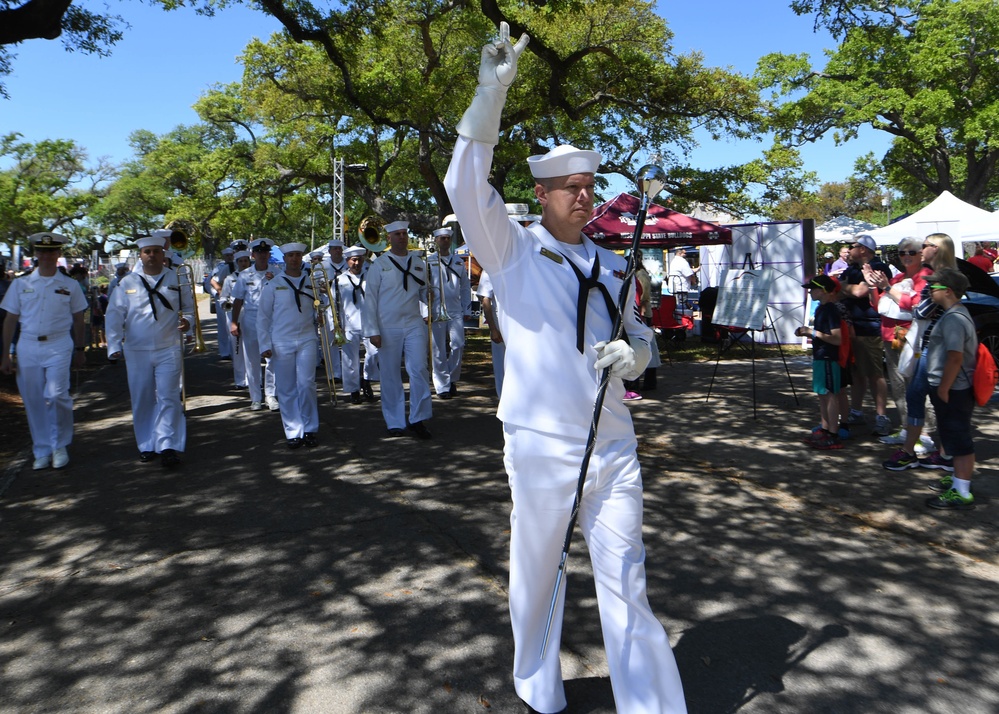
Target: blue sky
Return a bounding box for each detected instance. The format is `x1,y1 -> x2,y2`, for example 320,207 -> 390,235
1,1 -> 890,186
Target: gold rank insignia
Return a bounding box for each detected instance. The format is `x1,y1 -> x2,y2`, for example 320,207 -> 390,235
55,287 -> 71,295
539,247 -> 563,264
126,289 -> 137,294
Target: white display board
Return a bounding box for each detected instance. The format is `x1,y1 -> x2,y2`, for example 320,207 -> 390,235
712,268 -> 775,331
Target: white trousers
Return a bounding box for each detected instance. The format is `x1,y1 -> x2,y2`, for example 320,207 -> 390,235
239,312 -> 275,403
124,345 -> 186,453
216,301 -> 231,357
15,334 -> 74,459
504,425 -> 686,714
230,317 -> 246,387
431,316 -> 465,394
363,338 -> 380,382
271,337 -> 319,439
377,324 -> 431,430
340,330 -> 363,394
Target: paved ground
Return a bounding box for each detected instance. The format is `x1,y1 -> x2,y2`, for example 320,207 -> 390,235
2,303 -> 998,713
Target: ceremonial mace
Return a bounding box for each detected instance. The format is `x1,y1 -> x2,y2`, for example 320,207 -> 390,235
540,164 -> 667,659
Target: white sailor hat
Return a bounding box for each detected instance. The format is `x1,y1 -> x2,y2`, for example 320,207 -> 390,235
114,261 -> 128,269
309,250 -> 324,260
432,227 -> 453,238
230,239 -> 248,249
344,245 -> 367,258
29,232 -> 68,249
280,242 -> 308,254
221,247 -> 235,255
327,239 -> 344,249
136,235 -> 167,250
384,220 -> 409,234
234,250 -> 251,261
527,145 -> 601,179
151,228 -> 173,242
249,238 -> 274,252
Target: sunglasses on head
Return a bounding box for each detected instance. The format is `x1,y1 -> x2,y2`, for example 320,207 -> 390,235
899,250 -> 921,256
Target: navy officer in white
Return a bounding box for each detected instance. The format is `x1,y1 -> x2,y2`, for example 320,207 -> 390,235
0,232 -> 88,470
444,23 -> 686,714
427,226 -> 471,398
105,234 -> 193,468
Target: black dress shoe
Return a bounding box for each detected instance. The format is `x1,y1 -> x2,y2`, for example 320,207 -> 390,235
362,379 -> 376,401
437,391 -> 451,400
386,428 -> 406,438
139,451 -> 155,463
407,421 -> 432,440
161,449 -> 181,468
350,392 -> 363,404
287,438 -> 304,450
303,432 -> 318,447
449,382 -> 458,396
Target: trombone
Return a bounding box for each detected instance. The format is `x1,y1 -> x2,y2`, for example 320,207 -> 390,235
310,264 -> 346,406
427,251 -> 454,367
176,263 -> 207,409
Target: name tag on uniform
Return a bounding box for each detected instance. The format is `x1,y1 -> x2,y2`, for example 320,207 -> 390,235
126,289 -> 138,294
415,266 -> 424,273
540,247 -> 563,264
275,286 -> 289,290
21,288 -> 35,294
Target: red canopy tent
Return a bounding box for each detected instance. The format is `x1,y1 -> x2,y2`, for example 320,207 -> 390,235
583,193 -> 732,247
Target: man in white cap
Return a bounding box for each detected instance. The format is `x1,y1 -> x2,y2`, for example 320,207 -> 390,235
258,242 -> 321,448
210,246 -> 237,361
0,232 -> 88,470
444,23 -> 685,714
105,234 -> 193,468
230,238 -> 280,411
361,220 -> 433,438
427,226 -> 471,398
221,250 -> 252,388
322,238 -> 348,380
338,245 -> 378,403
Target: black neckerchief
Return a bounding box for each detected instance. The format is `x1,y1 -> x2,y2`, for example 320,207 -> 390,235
561,251 -> 619,354
346,274 -> 364,305
281,275 -> 313,312
138,273 -> 172,320
387,255 -> 425,292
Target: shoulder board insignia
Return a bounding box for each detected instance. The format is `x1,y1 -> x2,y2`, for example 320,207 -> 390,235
54,287 -> 71,295
540,247 -> 563,264
613,269 -> 627,280
126,289 -> 138,294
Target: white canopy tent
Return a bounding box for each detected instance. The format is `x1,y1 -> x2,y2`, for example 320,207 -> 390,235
866,191 -> 999,247
814,215 -> 878,245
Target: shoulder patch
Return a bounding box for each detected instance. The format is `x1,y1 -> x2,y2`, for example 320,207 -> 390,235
539,247 -> 563,264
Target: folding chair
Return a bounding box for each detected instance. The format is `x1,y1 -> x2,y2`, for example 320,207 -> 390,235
651,295 -> 686,365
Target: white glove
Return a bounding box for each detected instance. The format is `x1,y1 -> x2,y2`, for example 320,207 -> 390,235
455,21 -> 530,145
593,338 -> 651,381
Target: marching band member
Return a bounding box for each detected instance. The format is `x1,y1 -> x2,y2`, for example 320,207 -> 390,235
444,25 -> 685,713
427,227 -> 471,398
258,242 -> 321,449
338,245 -> 373,404
230,238 -> 280,412
105,235 -> 192,468
361,221 -> 433,439
221,250 -> 251,389
321,239 -> 348,380
0,232 -> 88,470
210,247 -> 236,361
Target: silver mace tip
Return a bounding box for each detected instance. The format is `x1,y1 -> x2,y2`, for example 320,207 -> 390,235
635,164 -> 667,200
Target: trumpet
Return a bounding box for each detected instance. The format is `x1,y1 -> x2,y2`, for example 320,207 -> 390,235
310,264 -> 346,406
175,263 -> 206,409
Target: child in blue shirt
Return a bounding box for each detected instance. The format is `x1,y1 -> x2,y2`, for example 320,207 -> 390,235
796,275 -> 844,450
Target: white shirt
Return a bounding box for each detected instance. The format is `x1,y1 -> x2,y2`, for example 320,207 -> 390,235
105,268 -> 192,353
337,271 -> 367,333
257,272 -> 320,354
361,251 -> 428,336
444,137 -> 652,439
232,265 -> 280,316
0,270 -> 88,337
428,253 -> 472,317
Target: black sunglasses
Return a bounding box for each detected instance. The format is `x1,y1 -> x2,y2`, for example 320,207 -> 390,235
899,250 -> 921,256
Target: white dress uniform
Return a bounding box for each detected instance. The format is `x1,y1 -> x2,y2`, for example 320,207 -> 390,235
257,273 -> 319,440
361,250 -> 432,430
337,270 -> 380,394
0,269 -> 87,460
105,266 -> 192,455
320,257 -> 348,377
445,137 -> 685,714
220,270 -> 246,387
211,259 -> 235,358
475,269 -> 505,398
231,265 -> 279,405
427,252 -> 471,395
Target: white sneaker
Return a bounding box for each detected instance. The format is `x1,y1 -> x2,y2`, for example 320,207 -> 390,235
52,447 -> 69,469
32,455 -> 52,470
250,401 -> 264,411
266,396 -> 280,411
915,435 -> 934,457
879,428 -> 907,445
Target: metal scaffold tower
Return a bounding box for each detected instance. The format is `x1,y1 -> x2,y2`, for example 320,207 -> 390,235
332,157 -> 345,245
